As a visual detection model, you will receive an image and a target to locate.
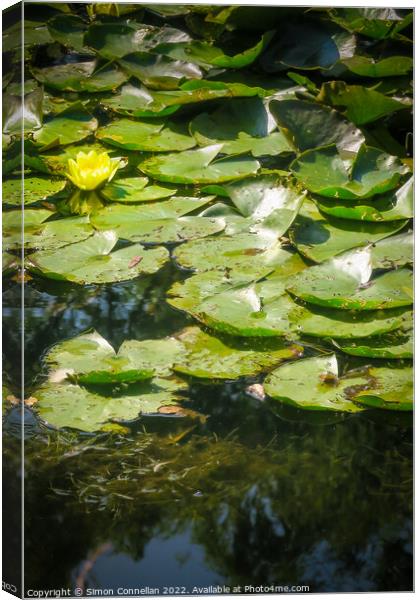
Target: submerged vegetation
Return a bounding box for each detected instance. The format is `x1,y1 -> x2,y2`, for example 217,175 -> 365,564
2,2 -> 413,593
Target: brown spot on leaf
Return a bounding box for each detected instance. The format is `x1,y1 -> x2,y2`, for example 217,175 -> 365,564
128,255 -> 142,268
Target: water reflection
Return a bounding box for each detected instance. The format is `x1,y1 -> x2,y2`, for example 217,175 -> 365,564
2,264 -> 413,594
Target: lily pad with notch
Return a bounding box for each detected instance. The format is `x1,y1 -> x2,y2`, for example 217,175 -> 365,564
28,230 -> 169,284
138,144 -> 260,184
118,52 -> 202,90
287,246 -> 413,310
43,330 -> 184,384
291,144 -> 408,200
264,354 -> 369,412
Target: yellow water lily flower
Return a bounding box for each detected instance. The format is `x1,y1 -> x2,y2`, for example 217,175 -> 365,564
65,150 -> 122,191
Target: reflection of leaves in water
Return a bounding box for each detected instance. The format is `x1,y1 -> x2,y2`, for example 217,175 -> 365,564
14,413 -> 412,592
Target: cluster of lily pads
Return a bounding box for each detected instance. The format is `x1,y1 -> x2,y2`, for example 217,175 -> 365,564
3,3 -> 413,431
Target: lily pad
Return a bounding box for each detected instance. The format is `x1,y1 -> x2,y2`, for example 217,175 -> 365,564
190,97 -> 293,157
264,354 -> 366,412
336,328 -> 413,359
3,176 -> 67,206
370,231 -> 413,269
35,376 -> 188,432
28,230 -> 169,284
342,55 -> 413,78
101,178 -> 176,203
269,98 -> 364,153
317,81 -> 411,125
173,232 -> 292,276
138,144 -> 260,184
4,210 -> 93,251
174,326 -> 302,380
44,330 -> 184,384
290,199 -> 407,263
352,366 -> 413,411
287,247 -> 413,310
291,144 -> 407,200
47,14 -> 88,52
155,32 -> 274,69
32,57 -> 128,93
316,176 -> 413,221
328,8 -> 412,40
289,303 -> 410,339
33,103 -> 98,149
85,22 -> 191,60
118,52 -> 202,90
261,22 -> 356,71
100,82 -> 232,118
96,118 -> 196,152
91,196 -> 222,244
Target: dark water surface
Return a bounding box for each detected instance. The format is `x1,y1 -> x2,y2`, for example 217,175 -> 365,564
3,267 -> 413,594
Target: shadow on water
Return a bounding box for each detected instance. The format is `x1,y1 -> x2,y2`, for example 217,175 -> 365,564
2,263 -> 413,594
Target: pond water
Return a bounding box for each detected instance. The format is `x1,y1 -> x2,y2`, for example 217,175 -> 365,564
3,268 -> 413,594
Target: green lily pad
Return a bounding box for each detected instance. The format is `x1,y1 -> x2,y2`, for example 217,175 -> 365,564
3,176 -> 67,206
317,81 -> 410,125
167,269 -> 264,314
189,97 -> 293,157
100,82 -> 232,118
328,8 -> 412,40
91,196 -> 221,244
352,366 -> 413,411
96,118 -> 196,152
44,330 -> 184,384
287,247 -> 413,310
173,232 -> 291,276
118,52 -> 202,90
174,326 -> 302,380
168,253 -> 306,336
291,144 -> 407,200
85,22 -> 191,60
33,103 -> 98,149
269,98 -> 364,153
155,31 -> 274,68
3,19 -> 53,53
101,178 -> 176,203
264,354 -> 366,412
32,57 -> 128,92
289,303 -> 410,339
336,328 -> 413,359
47,14 -> 88,52
138,144 -> 260,184
35,376 -> 188,432
342,55 -> 413,78
316,176 -> 413,221
28,230 -> 169,284
261,22 -> 356,71
370,231 -> 413,270
4,210 -> 93,251
290,199 -> 407,263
